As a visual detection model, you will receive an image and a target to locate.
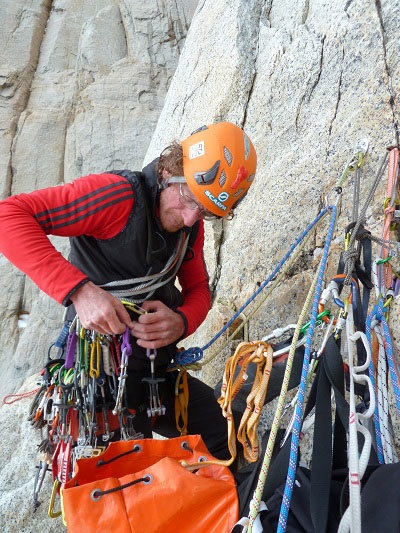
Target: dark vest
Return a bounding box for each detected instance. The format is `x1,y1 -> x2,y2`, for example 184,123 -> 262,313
69,160 -> 199,310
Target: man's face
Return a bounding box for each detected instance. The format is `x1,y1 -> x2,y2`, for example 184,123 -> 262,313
159,183 -> 213,232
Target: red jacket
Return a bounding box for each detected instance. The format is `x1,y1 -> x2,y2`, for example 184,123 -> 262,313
0,173 -> 211,337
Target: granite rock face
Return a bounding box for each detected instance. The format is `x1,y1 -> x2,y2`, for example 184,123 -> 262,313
1,0 -> 400,531
0,0 -> 198,399
145,0 -> 400,386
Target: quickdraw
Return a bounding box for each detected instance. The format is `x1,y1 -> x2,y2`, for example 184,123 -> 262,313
28,303 -> 151,515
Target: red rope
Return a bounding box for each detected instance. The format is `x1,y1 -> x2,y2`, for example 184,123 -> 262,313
2,388 -> 40,405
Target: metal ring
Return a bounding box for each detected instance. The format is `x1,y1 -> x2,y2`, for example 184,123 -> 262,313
90,489 -> 102,502
180,440 -> 193,452
133,444 -> 142,452
143,474 -> 153,485
198,456 -> 208,462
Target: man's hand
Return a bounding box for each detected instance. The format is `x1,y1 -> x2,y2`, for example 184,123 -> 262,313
130,300 -> 185,349
70,282 -> 135,335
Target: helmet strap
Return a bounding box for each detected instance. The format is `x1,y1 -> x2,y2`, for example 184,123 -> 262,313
158,175 -> 186,190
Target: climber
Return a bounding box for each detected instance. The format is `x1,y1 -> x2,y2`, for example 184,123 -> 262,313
0,121 -> 257,458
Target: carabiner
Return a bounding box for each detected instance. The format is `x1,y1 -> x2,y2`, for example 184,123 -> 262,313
89,334 -> 101,379
48,479 -> 62,518
121,299 -> 147,315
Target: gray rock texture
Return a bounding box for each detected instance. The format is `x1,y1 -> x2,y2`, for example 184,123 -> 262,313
0,0 -> 198,399
1,0 -> 400,531
146,0 -> 400,388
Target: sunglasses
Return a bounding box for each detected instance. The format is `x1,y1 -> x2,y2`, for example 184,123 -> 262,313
178,184 -> 221,221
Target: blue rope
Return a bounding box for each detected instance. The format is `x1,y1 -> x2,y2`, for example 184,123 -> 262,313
366,305 -> 385,464
376,301 -> 400,413
366,299 -> 400,464
370,300 -> 400,406
173,207 -> 333,367
277,205 -> 337,533
173,346 -> 203,366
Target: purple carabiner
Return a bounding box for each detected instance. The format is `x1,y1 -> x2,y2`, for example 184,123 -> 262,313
64,331 -> 77,369
121,326 -> 132,357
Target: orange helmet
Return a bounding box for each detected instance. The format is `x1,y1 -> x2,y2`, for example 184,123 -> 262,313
181,122 -> 257,217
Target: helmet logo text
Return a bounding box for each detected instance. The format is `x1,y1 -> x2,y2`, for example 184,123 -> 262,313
205,190 -> 228,211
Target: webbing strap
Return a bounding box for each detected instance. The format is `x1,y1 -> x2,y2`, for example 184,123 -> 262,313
259,435 -> 292,502
257,335 -> 349,530
310,335 -> 348,532
360,236 -> 373,313
256,349 -> 331,505
310,362 -> 333,532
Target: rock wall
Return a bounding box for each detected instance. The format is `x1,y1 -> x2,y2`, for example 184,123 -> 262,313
1,0 -> 400,531
0,0 -> 198,399
146,0 -> 400,387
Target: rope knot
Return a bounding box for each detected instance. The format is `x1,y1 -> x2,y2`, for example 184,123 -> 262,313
384,205 -> 395,217
343,248 -> 359,262
172,347 -> 204,367
343,249 -> 359,282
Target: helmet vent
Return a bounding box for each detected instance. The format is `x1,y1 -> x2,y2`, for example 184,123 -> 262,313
223,146 -> 233,166
219,169 -> 227,187
244,134 -> 251,159
248,173 -> 255,182
233,188 -> 244,197
190,125 -> 208,135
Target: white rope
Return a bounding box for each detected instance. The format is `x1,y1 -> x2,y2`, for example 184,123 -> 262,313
338,304 -> 375,533
372,318 -> 398,463
100,232 -> 189,299
279,317 -> 335,447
